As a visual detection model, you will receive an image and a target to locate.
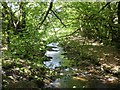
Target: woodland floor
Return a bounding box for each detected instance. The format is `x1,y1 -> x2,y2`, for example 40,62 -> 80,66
60,36 -> 120,88
2,36 -> 120,89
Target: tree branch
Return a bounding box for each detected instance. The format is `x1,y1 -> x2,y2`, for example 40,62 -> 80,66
60,2 -> 112,38
38,0 -> 54,28
88,2 -> 111,20
59,28 -> 81,38
51,10 -> 66,27
98,2 -> 111,13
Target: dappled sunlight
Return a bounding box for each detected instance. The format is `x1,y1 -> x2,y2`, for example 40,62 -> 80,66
60,37 -> 120,88
73,76 -> 88,82
114,56 -> 120,61
91,42 -> 103,46
2,1 -> 120,89
67,36 -> 104,46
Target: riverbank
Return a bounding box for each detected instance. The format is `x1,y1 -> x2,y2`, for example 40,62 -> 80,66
59,37 -> 120,88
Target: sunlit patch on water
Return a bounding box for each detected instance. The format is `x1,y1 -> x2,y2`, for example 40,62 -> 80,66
46,42 -> 59,47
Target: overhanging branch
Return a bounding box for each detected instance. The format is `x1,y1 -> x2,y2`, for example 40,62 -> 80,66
51,10 -> 66,27
88,2 -> 111,19
37,0 -> 54,29
60,2 -> 112,38
98,2 -> 111,13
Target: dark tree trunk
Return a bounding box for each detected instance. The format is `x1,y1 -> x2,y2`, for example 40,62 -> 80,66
118,1 -> 120,24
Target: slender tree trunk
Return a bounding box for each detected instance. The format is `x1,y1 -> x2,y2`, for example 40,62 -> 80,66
116,1 -> 120,48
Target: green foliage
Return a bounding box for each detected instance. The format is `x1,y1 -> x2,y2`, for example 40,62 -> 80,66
1,2 -> 120,88
2,2 -> 119,51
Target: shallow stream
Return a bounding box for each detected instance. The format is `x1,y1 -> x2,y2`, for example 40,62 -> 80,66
43,42 -> 120,88
43,42 -> 63,69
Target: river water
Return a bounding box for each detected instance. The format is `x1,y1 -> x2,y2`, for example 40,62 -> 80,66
43,42 -> 63,69
43,42 -> 120,88
43,42 -> 87,88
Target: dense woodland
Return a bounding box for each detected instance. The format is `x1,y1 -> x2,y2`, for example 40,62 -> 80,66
1,1 -> 120,89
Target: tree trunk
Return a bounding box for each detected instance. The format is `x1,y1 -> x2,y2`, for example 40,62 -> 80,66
118,2 -> 120,24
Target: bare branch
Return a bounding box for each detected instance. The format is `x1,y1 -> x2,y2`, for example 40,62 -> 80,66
98,2 -> 111,13
51,10 -> 66,27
